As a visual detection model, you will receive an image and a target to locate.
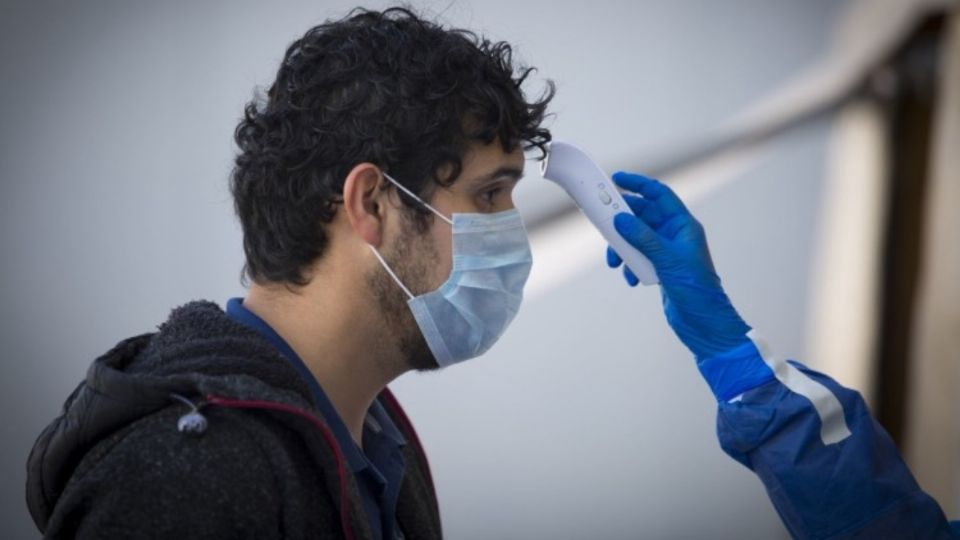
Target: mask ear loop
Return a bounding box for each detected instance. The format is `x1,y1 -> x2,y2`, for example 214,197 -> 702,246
382,172 -> 454,226
369,245 -> 415,300
368,170 -> 453,300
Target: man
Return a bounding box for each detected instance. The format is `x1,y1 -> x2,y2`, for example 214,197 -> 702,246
25,6 -> 959,540
27,8 -> 547,540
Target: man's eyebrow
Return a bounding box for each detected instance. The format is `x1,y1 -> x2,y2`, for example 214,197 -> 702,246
469,166 -> 524,186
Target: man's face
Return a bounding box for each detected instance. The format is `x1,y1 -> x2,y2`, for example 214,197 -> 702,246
369,140 -> 526,371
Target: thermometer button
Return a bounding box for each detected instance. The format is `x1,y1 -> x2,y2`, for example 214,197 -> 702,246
598,190 -> 612,205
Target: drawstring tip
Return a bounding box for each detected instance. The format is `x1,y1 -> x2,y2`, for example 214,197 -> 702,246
170,393 -> 208,435
177,411 -> 208,435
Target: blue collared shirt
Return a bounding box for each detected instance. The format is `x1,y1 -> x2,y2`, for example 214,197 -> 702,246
226,297 -> 407,540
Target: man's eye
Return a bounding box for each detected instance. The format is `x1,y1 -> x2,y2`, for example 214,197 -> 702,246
482,188 -> 503,205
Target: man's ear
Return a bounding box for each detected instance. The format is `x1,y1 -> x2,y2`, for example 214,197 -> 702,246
342,163 -> 387,247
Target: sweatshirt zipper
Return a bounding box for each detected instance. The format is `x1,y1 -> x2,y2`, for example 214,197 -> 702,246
205,394 -> 357,540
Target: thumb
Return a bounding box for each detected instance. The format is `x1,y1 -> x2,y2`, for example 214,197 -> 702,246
614,212 -> 665,265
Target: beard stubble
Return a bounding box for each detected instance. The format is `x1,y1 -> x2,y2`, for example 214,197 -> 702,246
366,218 -> 442,372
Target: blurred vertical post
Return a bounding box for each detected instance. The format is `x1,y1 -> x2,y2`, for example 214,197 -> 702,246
903,7 -> 960,519
873,13 -> 944,451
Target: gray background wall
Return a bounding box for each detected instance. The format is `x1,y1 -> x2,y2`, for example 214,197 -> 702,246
1,1 -> 845,538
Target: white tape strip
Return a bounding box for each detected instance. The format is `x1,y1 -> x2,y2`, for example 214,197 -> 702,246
747,330 -> 852,445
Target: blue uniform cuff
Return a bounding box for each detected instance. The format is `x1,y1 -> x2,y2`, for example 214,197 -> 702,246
697,339 -> 776,401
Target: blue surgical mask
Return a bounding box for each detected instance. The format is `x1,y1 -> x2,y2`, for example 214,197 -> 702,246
368,172 -> 533,367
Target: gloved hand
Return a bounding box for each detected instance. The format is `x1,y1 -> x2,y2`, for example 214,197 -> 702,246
606,171 -> 752,361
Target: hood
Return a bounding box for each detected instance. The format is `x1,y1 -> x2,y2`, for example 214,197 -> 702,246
25,300 -> 316,531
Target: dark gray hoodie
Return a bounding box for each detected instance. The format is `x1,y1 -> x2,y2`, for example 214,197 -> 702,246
26,300 -> 442,539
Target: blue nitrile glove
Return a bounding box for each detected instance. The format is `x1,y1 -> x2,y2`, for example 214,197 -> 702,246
606,171 -> 752,362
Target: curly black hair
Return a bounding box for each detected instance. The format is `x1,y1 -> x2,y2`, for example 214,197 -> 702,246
230,6 -> 555,286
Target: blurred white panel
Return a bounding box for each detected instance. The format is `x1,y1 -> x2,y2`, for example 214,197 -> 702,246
804,101 -> 887,404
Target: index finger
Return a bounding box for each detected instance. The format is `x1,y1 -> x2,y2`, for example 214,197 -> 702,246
612,171 -> 690,219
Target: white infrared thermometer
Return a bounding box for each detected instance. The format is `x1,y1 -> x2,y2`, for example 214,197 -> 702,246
540,140 -> 659,285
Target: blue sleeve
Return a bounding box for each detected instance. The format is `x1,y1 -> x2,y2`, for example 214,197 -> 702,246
714,353 -> 958,539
